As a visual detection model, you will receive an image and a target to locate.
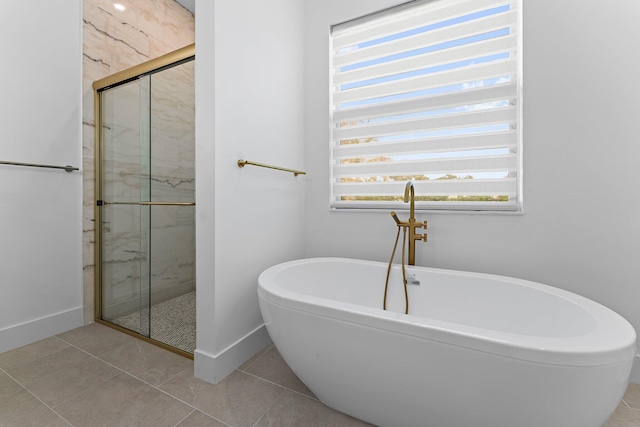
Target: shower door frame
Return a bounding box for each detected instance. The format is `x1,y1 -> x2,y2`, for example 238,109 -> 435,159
93,44 -> 195,359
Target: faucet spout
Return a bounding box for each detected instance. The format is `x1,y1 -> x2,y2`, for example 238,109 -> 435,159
404,181 -> 415,222
401,181 -> 427,265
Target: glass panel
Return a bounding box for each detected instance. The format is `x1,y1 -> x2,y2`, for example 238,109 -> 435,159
139,74 -> 151,338
98,57 -> 195,354
100,78 -> 150,337
148,60 -> 196,353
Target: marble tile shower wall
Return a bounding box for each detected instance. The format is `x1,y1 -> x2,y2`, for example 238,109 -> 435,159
147,60 -> 195,306
83,0 -> 195,323
100,66 -> 195,319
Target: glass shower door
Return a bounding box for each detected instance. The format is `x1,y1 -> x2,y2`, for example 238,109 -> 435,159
100,76 -> 152,338
97,56 -> 195,354
147,59 -> 196,352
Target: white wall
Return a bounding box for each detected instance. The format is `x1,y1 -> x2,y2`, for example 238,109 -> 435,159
304,0 -> 640,382
195,0 -> 307,383
0,1 -> 83,352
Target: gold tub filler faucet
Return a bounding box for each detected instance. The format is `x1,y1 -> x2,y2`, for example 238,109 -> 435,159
384,181 -> 428,314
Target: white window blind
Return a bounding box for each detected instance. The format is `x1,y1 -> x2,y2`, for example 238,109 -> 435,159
330,0 -> 522,211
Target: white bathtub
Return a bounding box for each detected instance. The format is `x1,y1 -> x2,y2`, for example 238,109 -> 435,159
257,257 -> 637,427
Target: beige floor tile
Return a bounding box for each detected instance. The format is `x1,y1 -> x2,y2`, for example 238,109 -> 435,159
161,369 -> 283,427
622,383 -> 640,410
0,336 -> 69,370
55,372 -> 193,427
176,410 -> 227,427
238,343 -> 273,371
0,389 -> 68,426
99,338 -> 192,386
0,370 -> 24,399
7,346 -> 120,407
244,347 -> 315,398
56,322 -> 135,356
602,405 -> 640,427
255,389 -> 372,427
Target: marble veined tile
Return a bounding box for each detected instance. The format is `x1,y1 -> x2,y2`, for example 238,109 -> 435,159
177,207 -> 195,228
150,206 -> 180,231
83,0 -> 194,322
82,234 -> 95,269
83,22 -> 113,71
149,138 -> 181,170
150,256 -> 179,291
108,204 -> 143,234
150,178 -> 195,203
84,1 -> 150,59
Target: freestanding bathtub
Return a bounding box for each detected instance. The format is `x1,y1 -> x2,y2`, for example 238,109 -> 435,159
258,257 -> 636,427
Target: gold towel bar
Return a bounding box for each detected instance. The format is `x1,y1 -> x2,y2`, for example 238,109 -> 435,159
237,159 -> 306,176
100,201 -> 195,206
0,160 -> 79,173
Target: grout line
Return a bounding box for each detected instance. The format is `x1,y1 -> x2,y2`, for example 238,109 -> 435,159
237,343 -> 274,373
252,413 -> 267,427
157,363 -> 193,388
47,408 -> 74,427
108,368 -> 231,427
53,336 -> 133,375
1,369 -> 73,426
251,384 -> 287,427
22,338 -> 226,427
172,408 -> 196,427
53,335 -> 196,404
169,396 -> 233,427
0,336 -> 71,372
45,336 -> 202,417
240,370 -> 318,402
52,370 -> 124,409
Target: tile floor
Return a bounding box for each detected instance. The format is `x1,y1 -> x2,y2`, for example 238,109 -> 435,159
0,323 -> 367,427
0,323 -> 638,427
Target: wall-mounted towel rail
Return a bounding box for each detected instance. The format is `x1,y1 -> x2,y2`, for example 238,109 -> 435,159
237,159 -> 306,177
0,160 -> 79,173
98,201 -> 195,206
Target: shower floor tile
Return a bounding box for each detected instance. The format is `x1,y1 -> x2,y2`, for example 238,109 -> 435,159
111,291 -> 196,353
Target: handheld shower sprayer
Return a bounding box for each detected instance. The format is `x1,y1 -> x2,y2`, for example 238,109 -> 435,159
390,211 -> 401,225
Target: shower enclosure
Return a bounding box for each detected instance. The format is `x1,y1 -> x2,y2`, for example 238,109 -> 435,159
93,45 -> 195,357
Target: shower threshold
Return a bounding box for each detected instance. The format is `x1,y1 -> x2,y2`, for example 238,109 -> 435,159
111,291 -> 195,354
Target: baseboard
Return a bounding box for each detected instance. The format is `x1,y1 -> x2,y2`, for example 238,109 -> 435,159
0,307 -> 84,353
194,324 -> 271,384
630,354 -> 640,384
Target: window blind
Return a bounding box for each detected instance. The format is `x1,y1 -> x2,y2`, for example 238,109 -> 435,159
330,0 -> 521,211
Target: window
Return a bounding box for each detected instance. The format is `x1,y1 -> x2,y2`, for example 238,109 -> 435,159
330,0 -> 522,211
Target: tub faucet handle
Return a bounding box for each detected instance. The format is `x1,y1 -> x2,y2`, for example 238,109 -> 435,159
407,273 -> 420,285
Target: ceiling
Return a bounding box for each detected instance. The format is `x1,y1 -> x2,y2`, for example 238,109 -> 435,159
176,0 -> 195,14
